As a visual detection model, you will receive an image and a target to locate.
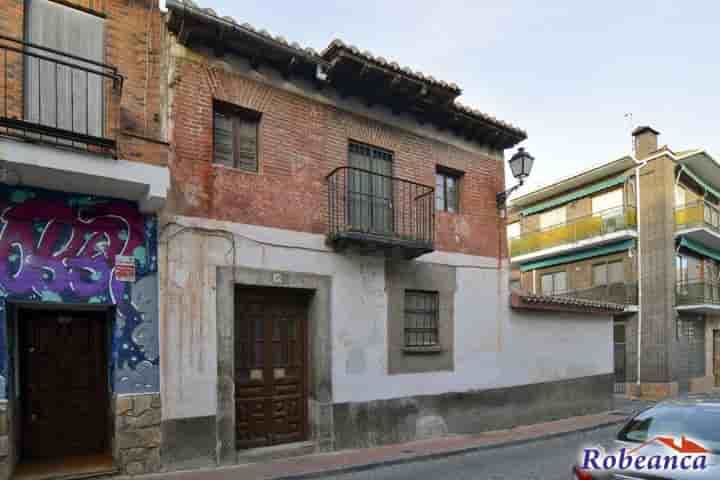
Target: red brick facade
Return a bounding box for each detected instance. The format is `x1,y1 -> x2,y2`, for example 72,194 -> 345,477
168,55 -> 508,258
0,0 -> 168,166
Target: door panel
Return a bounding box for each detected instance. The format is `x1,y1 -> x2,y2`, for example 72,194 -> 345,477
235,288 -> 308,449
20,310 -> 108,460
348,143 -> 393,235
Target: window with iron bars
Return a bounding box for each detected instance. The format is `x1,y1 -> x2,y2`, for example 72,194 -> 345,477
404,290 -> 439,347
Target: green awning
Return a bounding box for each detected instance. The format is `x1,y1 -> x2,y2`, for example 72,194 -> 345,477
681,165 -> 720,200
519,239 -> 635,272
521,175 -> 628,216
679,236 -> 720,262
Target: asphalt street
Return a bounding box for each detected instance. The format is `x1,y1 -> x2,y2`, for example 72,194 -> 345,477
318,425 -> 618,480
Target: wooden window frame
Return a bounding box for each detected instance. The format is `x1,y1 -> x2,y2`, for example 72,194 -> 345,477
213,100 -> 261,173
403,290 -> 439,347
435,167 -> 462,214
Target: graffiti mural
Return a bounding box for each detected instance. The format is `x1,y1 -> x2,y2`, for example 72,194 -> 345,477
0,185 -> 159,396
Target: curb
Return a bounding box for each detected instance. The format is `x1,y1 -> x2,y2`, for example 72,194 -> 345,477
274,417 -> 628,480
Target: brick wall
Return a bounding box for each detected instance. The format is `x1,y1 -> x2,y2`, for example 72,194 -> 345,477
0,0 -> 168,166
166,49 -> 506,257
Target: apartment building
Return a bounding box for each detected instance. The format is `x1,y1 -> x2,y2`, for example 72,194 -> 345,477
509,126 -> 720,399
0,0 -> 169,477
157,0 -> 621,471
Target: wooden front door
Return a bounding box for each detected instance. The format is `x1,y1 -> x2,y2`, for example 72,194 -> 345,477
20,309 -> 109,460
235,288 -> 309,449
714,330 -> 720,387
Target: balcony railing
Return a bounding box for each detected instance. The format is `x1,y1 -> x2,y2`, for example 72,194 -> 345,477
675,200 -> 720,233
510,206 -> 637,257
326,166 -> 435,258
552,283 -> 638,306
0,34 -> 123,155
676,281 -> 720,306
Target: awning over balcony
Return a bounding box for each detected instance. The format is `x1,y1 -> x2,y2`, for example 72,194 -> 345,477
520,175 -> 628,216
680,165 -> 720,200
519,239 -> 635,272
679,236 -> 720,262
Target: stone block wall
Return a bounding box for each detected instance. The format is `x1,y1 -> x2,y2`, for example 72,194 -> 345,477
115,394 -> 162,476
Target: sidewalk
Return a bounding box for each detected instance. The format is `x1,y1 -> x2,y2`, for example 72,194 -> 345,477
133,410 -> 628,480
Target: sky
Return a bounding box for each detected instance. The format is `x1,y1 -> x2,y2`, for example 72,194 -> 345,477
187,0 -> 720,196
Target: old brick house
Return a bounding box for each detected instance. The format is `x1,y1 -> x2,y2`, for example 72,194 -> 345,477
157,0 -> 621,471
0,0 -> 169,477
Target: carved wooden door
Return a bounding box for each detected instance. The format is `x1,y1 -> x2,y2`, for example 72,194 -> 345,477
235,288 -> 308,449
20,310 -> 108,459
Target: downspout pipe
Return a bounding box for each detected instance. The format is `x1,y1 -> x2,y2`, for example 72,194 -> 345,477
634,157 -> 648,391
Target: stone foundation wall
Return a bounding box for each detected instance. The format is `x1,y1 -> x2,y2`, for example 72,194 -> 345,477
115,394 -> 162,476
0,402 -> 8,480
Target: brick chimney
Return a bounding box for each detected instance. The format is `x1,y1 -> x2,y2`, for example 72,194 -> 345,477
632,126 -> 660,160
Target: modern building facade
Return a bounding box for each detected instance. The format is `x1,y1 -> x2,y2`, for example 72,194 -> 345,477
509,126 -> 720,399
156,0 -> 619,471
0,0 -> 170,477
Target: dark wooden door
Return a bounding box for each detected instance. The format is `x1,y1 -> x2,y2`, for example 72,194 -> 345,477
714,330 -> 720,387
20,310 -> 108,459
235,288 -> 308,449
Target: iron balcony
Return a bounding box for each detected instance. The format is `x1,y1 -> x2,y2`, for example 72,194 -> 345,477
0,34 -> 123,156
326,166 -> 435,259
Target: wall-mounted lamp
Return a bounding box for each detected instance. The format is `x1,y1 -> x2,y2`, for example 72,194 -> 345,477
496,147 -> 534,209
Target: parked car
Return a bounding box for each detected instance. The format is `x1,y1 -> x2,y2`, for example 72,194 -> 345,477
573,398 -> 720,479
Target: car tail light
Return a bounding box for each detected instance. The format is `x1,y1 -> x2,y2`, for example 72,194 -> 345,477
573,465 -> 594,480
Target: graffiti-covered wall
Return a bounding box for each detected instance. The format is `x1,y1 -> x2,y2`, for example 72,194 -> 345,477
0,185 -> 159,396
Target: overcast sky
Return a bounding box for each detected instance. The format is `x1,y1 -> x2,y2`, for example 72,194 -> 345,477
192,0 -> 719,196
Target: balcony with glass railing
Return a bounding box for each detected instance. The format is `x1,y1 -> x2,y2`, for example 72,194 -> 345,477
510,206 -> 637,259
676,281 -> 720,311
675,201 -> 720,250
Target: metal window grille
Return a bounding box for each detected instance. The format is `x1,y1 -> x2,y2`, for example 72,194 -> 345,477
404,290 -> 439,347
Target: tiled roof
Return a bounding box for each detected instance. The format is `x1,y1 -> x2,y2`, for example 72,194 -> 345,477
168,0 -> 526,140
322,39 -> 461,93
511,292 -> 626,314
171,0 -> 323,60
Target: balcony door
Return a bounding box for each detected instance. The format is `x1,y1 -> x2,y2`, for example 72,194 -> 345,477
25,0 -> 105,139
348,142 -> 394,236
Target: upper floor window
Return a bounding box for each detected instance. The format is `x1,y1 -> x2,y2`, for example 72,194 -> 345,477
541,271 -> 567,295
539,206 -> 566,230
593,260 -> 624,286
592,188 -> 623,215
507,222 -> 521,240
435,168 -> 462,213
213,101 -> 261,172
404,290 -> 439,347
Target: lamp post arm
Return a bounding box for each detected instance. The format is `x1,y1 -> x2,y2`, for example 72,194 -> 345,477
496,180 -> 524,210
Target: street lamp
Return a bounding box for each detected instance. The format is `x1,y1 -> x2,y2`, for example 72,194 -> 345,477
497,147 -> 534,209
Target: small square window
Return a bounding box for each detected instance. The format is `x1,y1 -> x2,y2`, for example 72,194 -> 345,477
541,271 -> 567,295
213,101 -> 261,172
404,291 -> 439,347
436,168 -> 462,213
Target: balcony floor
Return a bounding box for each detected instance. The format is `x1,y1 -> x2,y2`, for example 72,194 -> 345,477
328,231 -> 434,259
510,229 -> 637,265
675,227 -> 720,252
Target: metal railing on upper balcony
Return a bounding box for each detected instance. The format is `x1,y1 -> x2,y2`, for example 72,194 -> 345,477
0,34 -> 123,155
509,205 -> 637,257
675,200 -> 720,233
676,280 -> 720,306
326,166 -> 435,251
552,282 -> 638,306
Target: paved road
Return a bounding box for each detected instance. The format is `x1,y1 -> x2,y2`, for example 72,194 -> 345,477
320,426 -> 617,480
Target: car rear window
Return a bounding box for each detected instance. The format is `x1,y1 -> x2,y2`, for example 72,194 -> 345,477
618,404 -> 720,453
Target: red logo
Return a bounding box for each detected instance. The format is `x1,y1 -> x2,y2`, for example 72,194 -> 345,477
629,436 -> 710,455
